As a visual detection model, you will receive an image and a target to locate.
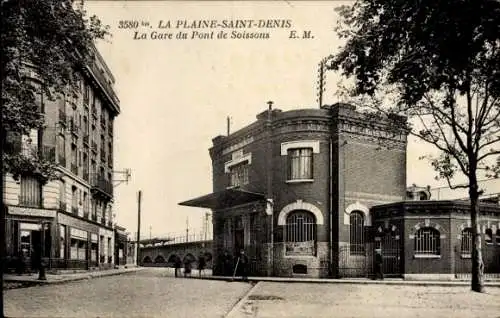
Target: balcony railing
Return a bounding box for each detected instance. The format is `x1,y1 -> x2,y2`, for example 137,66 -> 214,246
92,214 -> 97,222
71,206 -> 78,214
59,201 -> 67,212
91,176 -> 113,197
58,110 -> 67,125
101,218 -> 106,225
83,211 -> 89,219
70,163 -> 78,175
18,195 -> 42,208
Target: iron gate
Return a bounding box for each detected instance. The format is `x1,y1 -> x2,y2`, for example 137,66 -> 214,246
377,231 -> 402,277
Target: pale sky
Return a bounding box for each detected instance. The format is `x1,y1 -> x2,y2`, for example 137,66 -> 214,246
84,1 -> 499,239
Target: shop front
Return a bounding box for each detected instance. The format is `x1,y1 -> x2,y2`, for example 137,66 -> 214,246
57,212 -> 100,270
4,206 -> 57,273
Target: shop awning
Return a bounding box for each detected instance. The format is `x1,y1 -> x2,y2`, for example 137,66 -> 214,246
178,188 -> 266,210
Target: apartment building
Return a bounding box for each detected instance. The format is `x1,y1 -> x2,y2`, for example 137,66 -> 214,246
4,47 -> 120,272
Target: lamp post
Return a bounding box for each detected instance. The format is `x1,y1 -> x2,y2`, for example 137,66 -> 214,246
38,221 -> 49,280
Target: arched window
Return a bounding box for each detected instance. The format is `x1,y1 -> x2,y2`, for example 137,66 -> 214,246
285,211 -> 316,243
414,228 -> 440,255
154,255 -> 166,263
350,211 -> 365,255
461,228 -> 473,255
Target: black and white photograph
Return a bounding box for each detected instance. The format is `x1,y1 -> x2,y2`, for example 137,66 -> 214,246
1,0 -> 500,317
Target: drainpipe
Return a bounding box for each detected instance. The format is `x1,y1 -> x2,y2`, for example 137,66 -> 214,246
266,101 -> 274,277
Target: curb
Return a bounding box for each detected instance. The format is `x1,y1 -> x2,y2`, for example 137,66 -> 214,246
224,281 -> 261,318
194,275 -> 500,288
4,267 -> 145,287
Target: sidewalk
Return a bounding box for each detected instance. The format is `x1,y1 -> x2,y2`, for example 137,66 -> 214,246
197,274 -> 500,288
3,266 -> 145,288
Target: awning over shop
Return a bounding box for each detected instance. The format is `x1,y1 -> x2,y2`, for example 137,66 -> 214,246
178,188 -> 266,210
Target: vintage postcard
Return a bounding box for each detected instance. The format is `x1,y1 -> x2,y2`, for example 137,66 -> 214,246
2,1 -> 500,317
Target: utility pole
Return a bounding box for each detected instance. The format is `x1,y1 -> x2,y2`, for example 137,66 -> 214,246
266,101 -> 274,277
136,191 -> 141,266
149,226 -> 152,241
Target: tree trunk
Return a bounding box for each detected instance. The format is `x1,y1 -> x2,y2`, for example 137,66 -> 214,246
470,179 -> 484,293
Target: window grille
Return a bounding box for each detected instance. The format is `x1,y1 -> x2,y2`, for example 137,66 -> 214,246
461,228 -> 473,254
414,228 -> 440,255
285,211 -> 316,243
287,148 -> 313,180
349,211 -> 365,255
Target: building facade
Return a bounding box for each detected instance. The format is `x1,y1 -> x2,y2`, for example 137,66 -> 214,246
3,48 -> 120,272
180,103 -> 408,278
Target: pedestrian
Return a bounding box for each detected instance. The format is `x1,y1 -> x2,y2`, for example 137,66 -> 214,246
374,248 -> 384,280
238,249 -> 249,282
197,253 -> 206,277
174,256 -> 182,277
222,250 -> 232,276
183,258 -> 192,278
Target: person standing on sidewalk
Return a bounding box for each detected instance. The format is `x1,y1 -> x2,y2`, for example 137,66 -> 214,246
374,248 -> 384,280
174,256 -> 182,277
197,253 -> 206,277
238,250 -> 249,282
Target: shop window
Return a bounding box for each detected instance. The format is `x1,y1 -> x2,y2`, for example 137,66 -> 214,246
485,228 -> 493,244
350,211 -> 365,255
20,230 -> 32,257
414,228 -> 440,256
287,148 -> 313,180
293,264 -> 308,274
461,228 -> 473,256
229,162 -> 249,187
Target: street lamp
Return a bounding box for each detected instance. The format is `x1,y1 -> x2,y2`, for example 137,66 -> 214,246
38,221 -> 49,280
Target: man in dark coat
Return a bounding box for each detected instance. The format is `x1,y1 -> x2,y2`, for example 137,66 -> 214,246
238,249 -> 249,282
374,248 -> 384,280
197,253 -> 206,277
174,256 -> 182,277
222,250 -> 232,276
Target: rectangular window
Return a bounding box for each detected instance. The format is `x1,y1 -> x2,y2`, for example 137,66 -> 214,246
59,180 -> 66,210
57,134 -> 66,166
20,176 -> 42,208
107,237 -> 112,263
288,148 -> 313,180
71,186 -> 78,214
229,162 -> 249,187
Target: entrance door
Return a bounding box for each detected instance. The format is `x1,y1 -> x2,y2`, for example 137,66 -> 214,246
379,232 -> 401,277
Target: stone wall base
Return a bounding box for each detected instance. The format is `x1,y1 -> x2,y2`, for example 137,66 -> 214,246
403,274 -> 455,281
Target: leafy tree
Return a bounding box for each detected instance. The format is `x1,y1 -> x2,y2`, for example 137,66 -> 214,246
1,0 -> 108,181
0,0 -> 109,311
331,0 -> 500,292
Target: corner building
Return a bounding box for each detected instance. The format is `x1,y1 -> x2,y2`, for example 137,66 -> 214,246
4,47 -> 120,271
180,103 -> 407,278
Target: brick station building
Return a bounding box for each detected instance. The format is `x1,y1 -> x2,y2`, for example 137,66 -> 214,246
180,103 -> 500,279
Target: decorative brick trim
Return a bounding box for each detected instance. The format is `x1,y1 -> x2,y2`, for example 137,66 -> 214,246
280,140 -> 320,156
277,200 -> 324,225
224,153 -> 252,173
344,201 -> 371,226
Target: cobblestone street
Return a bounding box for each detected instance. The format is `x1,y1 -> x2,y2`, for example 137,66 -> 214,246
4,268 -> 251,318
229,282 -> 500,318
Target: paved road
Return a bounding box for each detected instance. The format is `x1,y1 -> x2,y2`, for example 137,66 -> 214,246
4,268 -> 251,318
229,282 -> 500,318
